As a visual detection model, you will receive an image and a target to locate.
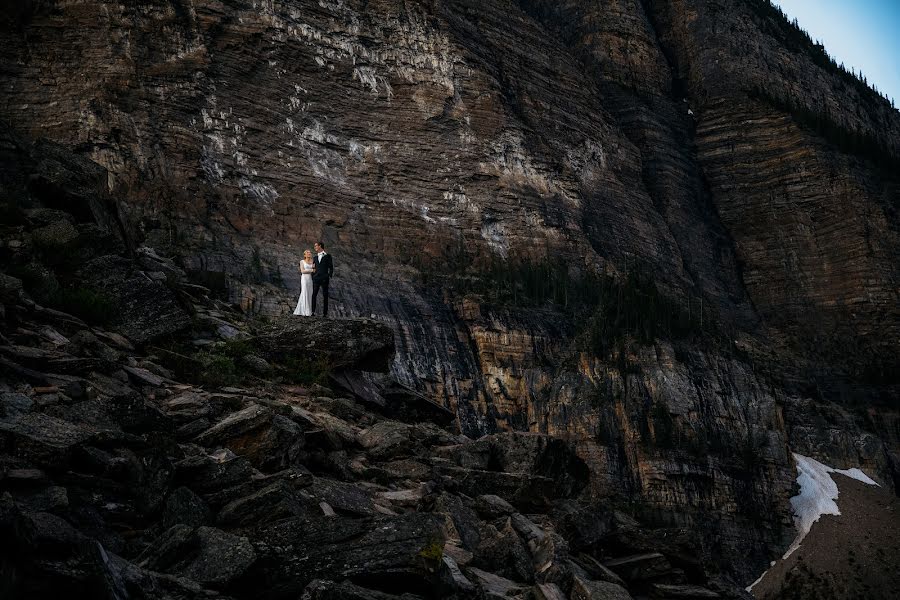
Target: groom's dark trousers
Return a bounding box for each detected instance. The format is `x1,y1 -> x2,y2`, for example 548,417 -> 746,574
312,253 -> 334,317
312,279 -> 329,317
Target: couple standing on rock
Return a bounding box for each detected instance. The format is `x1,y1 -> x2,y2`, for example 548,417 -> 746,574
293,241 -> 334,317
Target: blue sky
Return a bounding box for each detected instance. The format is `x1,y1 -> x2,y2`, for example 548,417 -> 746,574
773,0 -> 900,106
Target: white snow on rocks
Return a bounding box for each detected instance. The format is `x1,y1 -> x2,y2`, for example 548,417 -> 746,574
785,453 -> 878,559
745,453 -> 878,592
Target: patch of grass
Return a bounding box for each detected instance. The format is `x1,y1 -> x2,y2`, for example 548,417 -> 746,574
198,352 -> 238,387
282,355 -> 332,386
49,286 -> 118,324
418,539 -> 444,562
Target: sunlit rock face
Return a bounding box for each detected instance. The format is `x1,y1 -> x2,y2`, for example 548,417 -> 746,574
2,0 -> 897,583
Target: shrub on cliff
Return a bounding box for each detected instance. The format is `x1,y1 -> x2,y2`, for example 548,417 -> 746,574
49,286 -> 119,324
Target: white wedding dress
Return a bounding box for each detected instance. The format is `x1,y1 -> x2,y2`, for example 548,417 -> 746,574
293,261 -> 315,316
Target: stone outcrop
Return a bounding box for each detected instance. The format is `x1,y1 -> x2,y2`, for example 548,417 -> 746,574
0,193 -> 739,599
1,0 -> 898,592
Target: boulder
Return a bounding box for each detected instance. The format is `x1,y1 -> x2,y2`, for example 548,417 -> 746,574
252,317 -> 394,372
0,273 -> 23,303
604,553 -> 673,584
650,584 -> 721,599
439,554 -> 476,594
243,513 -> 445,598
466,567 -> 529,598
451,433 -> 589,499
173,452 -> 260,496
475,494 -> 516,519
217,476 -> 311,527
0,410 -> 95,467
77,255 -> 191,344
572,554 -> 627,588
571,577 -> 633,600
433,493 -> 482,551
357,421 -> 415,460
305,477 -> 376,516
301,580 -> 423,599
534,583 -> 568,600
162,486 -> 211,530
175,526 -> 256,588
0,509 -> 163,599
551,501 -> 613,552
473,518 -> 533,583
434,465 -> 558,510
196,404 -> 303,472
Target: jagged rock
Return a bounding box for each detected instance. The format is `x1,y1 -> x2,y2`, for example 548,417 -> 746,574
551,501 -> 613,552
244,513 -> 445,598
0,273 -> 23,304
435,465 -> 559,510
534,582 -> 568,600
77,255 -> 191,344
382,458 -> 431,481
0,410 -> 95,467
174,453 -> 260,496
466,567 -> 529,598
442,541 -> 474,568
474,518 -> 533,583
571,555 -> 627,588
217,479 -> 307,527
532,532 -> 572,586
301,580 -> 424,600
475,494 -> 516,519
571,577 -> 633,600
380,381 -> 457,427
604,553 -> 673,584
238,353 -> 272,376
434,493 -> 482,551
135,246 -> 186,284
12,485 -> 69,511
162,486 -> 211,530
196,404 -> 303,471
510,513 -> 546,544
650,584 -> 721,599
252,318 -> 395,373
378,486 -> 427,508
0,508 -> 207,600
357,421 -> 415,460
30,219 -> 78,250
137,524 -> 196,571
123,365 -> 167,387
196,404 -> 272,445
439,554 -> 476,593
175,526 -> 256,588
305,477 -> 376,516
1,392 -> 33,417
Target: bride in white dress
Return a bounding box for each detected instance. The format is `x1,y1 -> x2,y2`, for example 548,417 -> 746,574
293,249 -> 316,316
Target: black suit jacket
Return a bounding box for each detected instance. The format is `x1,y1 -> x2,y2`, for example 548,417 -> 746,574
313,253 -> 334,282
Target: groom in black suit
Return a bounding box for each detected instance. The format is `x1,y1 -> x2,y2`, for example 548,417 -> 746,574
312,241 -> 334,317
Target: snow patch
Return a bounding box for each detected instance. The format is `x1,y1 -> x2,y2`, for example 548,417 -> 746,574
785,453 -> 878,559
745,453 -> 878,593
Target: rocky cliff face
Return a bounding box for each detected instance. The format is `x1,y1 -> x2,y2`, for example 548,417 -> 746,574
2,0 -> 898,587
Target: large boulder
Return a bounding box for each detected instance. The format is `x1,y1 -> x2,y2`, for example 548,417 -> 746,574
442,432 -> 590,506
195,404 -> 304,472
252,317 -> 394,373
76,255 -> 191,344
240,513 -> 445,599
